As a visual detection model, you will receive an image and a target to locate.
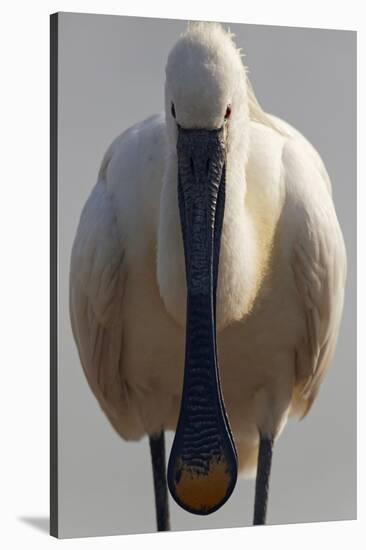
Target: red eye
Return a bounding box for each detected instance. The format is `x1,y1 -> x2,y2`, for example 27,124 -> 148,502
225,105 -> 232,119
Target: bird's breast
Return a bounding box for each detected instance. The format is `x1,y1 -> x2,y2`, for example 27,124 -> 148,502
157,182 -> 270,331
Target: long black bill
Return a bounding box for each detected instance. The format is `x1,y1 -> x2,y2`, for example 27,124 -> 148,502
167,126 -> 238,515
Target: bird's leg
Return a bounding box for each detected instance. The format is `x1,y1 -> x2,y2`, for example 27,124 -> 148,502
149,431 -> 170,531
253,435 -> 274,526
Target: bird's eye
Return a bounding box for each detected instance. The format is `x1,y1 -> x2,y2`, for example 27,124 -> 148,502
225,105 -> 232,119
171,102 -> 176,119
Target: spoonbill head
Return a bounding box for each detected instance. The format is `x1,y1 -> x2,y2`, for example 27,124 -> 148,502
70,21 -> 347,531
164,22 -> 248,132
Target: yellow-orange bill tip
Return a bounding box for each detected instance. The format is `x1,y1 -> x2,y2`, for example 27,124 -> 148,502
170,456 -> 236,515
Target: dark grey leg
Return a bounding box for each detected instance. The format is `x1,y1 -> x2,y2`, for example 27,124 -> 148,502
149,431 -> 170,531
253,435 -> 274,526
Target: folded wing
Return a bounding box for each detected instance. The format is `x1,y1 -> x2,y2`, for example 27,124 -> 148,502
69,178 -> 135,437
283,139 -> 347,416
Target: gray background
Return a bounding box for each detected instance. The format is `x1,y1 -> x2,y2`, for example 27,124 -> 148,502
57,12 -> 356,538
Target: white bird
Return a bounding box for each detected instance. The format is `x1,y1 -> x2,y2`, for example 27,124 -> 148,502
69,22 -> 347,530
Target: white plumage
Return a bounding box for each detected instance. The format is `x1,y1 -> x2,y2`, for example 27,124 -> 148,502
69,22 -> 346,478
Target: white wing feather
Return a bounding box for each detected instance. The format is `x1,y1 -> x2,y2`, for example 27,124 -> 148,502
69,114 -> 166,440
69,178 -> 133,436
282,138 -> 347,416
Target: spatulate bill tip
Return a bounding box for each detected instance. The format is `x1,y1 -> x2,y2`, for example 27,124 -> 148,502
168,454 -> 237,515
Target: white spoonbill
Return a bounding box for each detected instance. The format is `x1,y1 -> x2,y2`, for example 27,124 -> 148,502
69,22 -> 347,530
